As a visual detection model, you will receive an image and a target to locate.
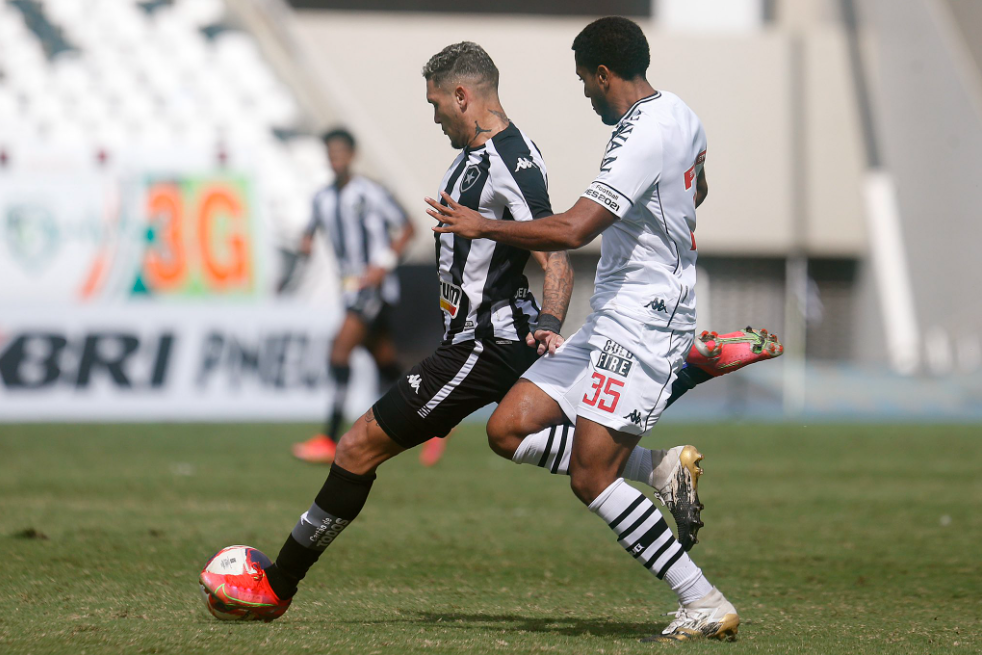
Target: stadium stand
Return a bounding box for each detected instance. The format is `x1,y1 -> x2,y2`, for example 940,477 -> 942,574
0,0 -> 326,244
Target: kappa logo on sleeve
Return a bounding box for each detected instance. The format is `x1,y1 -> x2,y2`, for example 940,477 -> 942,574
514,157 -> 538,173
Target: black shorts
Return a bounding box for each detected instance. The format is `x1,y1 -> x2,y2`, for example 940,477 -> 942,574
373,338 -> 541,449
345,301 -> 392,339
347,290 -> 392,334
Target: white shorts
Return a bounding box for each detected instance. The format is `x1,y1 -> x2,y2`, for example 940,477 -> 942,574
523,311 -> 693,435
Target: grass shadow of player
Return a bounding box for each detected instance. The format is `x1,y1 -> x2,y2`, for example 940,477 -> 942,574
360,610 -> 666,639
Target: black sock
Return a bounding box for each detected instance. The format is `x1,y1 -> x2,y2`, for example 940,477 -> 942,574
266,463 -> 376,599
665,364 -> 713,408
324,364 -> 351,437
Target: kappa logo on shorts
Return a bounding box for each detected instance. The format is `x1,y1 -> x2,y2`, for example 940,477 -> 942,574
597,340 -> 635,377
624,409 -> 644,426
407,374 -> 422,394
645,298 -> 667,313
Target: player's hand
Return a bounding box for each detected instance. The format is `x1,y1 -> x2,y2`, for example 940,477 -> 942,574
425,193 -> 487,239
526,329 -> 565,356
299,234 -> 314,257
359,265 -> 387,289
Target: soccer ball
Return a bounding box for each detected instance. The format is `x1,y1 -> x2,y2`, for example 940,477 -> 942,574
199,545 -> 283,622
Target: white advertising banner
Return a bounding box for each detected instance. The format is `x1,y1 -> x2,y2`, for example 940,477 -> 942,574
0,303 -> 379,421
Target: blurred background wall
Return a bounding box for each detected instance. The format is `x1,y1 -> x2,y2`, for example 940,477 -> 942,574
1,0 -> 979,421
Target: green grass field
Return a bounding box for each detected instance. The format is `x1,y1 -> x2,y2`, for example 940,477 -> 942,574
1,423 -> 980,654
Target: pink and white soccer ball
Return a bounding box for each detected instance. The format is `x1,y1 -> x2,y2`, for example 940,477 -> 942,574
199,545 -> 275,621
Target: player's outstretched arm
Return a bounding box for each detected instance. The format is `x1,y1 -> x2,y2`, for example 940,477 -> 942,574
528,250 -> 573,355
426,194 -> 617,251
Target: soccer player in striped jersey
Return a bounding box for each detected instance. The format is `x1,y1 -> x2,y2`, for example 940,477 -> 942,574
291,128 -> 418,466
201,42 -> 576,615
428,18 -> 758,642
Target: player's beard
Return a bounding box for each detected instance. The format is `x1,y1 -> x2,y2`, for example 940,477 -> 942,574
441,122 -> 466,150
596,97 -> 619,126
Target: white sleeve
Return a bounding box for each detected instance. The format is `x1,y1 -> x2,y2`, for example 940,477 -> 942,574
372,185 -> 408,230
581,119 -> 662,219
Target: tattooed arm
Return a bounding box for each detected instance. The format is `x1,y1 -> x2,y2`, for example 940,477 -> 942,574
528,250 -> 573,355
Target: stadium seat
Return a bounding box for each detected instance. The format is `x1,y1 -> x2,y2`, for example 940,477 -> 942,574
0,0 -> 315,238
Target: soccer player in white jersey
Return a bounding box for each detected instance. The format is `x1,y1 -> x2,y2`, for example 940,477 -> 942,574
428,18 -> 745,641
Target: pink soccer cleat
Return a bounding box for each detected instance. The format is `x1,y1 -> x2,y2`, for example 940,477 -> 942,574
419,437 -> 448,467
686,327 -> 783,377
292,434 -> 337,464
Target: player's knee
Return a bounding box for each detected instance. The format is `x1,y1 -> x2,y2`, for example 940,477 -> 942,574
486,411 -> 521,459
567,461 -> 609,506
335,420 -> 390,474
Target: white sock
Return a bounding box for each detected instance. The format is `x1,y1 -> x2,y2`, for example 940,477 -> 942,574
512,425 -> 655,485
589,479 -> 712,605
511,424 -> 573,474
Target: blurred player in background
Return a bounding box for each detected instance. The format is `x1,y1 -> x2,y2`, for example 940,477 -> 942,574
290,128 -> 438,465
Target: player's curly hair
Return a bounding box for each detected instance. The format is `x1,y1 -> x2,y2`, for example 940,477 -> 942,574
422,41 -> 499,91
572,16 -> 650,80
322,127 -> 355,150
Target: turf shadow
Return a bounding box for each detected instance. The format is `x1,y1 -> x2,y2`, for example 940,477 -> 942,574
355,610 -> 666,639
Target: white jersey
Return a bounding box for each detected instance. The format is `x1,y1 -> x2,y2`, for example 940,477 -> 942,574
581,91 -> 706,329
307,175 -> 408,305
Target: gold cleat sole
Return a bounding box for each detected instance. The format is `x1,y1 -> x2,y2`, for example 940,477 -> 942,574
679,445 -> 704,481
712,613 -> 741,641
641,613 -> 740,643
671,446 -> 705,551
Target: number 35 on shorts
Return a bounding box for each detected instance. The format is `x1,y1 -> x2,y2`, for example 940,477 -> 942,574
582,372 -> 624,413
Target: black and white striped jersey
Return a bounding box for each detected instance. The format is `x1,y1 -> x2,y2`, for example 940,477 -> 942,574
435,122 -> 552,344
306,175 -> 408,305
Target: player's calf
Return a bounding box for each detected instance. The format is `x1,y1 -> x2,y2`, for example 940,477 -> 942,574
507,421 -> 705,548
334,409 -> 405,475
566,421 -> 637,506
